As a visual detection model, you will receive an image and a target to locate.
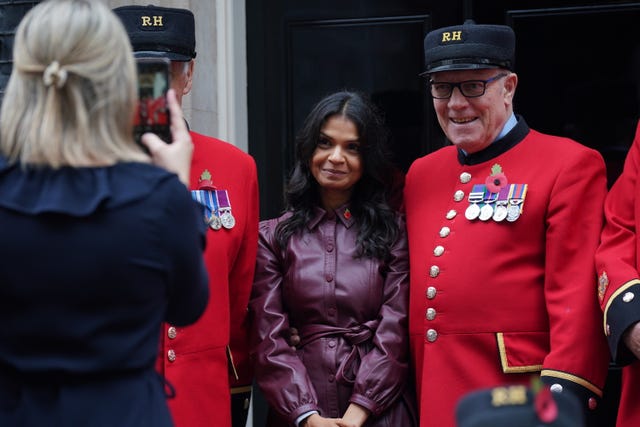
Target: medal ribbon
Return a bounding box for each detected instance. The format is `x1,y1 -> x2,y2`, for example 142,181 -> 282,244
468,184 -> 485,203
497,185 -> 510,204
216,190 -> 232,212
207,190 -> 220,218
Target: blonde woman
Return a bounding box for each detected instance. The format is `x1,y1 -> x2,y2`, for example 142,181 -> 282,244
0,0 -> 208,426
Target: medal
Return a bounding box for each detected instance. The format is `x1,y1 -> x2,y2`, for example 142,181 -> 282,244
479,191 -> 498,221
505,184 -> 528,222
220,211 -> 236,229
208,215 -> 222,230
493,186 -> 511,222
465,204 -> 480,220
479,204 -> 493,221
216,190 -> 236,230
506,204 -> 521,222
465,184 -> 485,221
493,205 -> 508,222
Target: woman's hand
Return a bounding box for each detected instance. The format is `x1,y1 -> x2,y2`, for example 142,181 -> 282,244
336,403 -> 370,427
141,89 -> 193,187
301,413 -> 342,427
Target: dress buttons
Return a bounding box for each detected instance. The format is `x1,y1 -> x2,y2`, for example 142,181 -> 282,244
328,340 -> 336,348
429,265 -> 440,278
167,349 -> 176,362
426,329 -> 438,342
588,397 -> 597,410
460,172 -> 472,184
167,326 -> 177,339
325,274 -> 333,282
446,210 -> 457,220
439,227 -> 450,238
426,308 -> 436,321
326,243 -> 334,252
623,292 -> 635,303
328,374 -> 335,383
433,245 -> 444,257
453,190 -> 465,202
550,383 -> 563,393
328,308 -> 336,316
426,286 -> 437,299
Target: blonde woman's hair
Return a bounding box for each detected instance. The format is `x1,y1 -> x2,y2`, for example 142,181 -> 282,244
0,0 -> 147,168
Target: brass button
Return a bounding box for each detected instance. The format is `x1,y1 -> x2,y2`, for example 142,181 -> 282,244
426,329 -> 438,342
426,308 -> 437,321
434,245 -> 445,257
429,266 -> 440,278
168,326 -> 177,339
439,227 -> 450,238
167,349 -> 176,362
446,210 -> 457,220
453,190 -> 465,202
550,384 -> 563,393
460,172 -> 472,184
623,292 -> 635,303
426,286 -> 437,299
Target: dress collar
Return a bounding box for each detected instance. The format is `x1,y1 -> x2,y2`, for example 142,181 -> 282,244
307,203 -> 355,230
0,157 -> 176,217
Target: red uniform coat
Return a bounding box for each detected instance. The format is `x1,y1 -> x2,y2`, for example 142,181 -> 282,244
404,119 -> 610,427
594,120 -> 640,427
156,132 -> 259,427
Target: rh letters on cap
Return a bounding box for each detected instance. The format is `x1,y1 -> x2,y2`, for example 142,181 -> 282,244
441,30 -> 462,42
141,16 -> 163,27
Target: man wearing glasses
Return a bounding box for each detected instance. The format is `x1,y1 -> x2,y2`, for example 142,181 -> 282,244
403,20 -> 610,427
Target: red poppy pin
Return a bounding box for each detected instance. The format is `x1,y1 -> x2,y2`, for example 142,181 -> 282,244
485,164 -> 508,193
198,169 -> 216,190
343,208 -> 352,220
534,386 -> 558,423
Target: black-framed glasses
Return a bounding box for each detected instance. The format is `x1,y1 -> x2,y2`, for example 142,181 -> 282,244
429,73 -> 508,99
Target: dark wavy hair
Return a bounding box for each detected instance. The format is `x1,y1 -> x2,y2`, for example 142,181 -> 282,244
274,90 -> 399,260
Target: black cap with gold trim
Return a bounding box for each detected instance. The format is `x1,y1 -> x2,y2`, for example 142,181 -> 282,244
456,385 -> 584,427
113,5 -> 196,61
421,19 -> 514,75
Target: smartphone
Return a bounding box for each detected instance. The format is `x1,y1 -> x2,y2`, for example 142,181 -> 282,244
134,57 -> 171,146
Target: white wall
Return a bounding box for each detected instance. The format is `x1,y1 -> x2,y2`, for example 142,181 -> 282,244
107,0 -> 248,152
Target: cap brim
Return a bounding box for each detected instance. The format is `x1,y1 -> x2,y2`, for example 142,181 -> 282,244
133,50 -> 191,61
420,63 -> 499,76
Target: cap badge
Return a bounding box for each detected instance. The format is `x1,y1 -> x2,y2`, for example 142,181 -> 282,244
441,30 -> 463,43
141,15 -> 164,27
490,385 -> 527,407
597,271 -> 608,302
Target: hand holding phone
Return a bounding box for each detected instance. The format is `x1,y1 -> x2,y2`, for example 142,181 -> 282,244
141,89 -> 193,186
134,57 -> 171,145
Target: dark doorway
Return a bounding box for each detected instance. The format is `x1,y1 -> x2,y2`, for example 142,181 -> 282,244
0,1 -> 41,100
246,1 -> 640,426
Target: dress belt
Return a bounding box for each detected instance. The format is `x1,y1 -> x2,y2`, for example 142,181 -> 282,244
298,319 -> 380,385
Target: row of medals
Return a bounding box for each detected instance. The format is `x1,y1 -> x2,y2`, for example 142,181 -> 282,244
465,196 -> 524,222
207,210 -> 236,230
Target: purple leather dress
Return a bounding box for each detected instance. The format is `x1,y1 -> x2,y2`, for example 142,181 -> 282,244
250,206 -> 416,426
